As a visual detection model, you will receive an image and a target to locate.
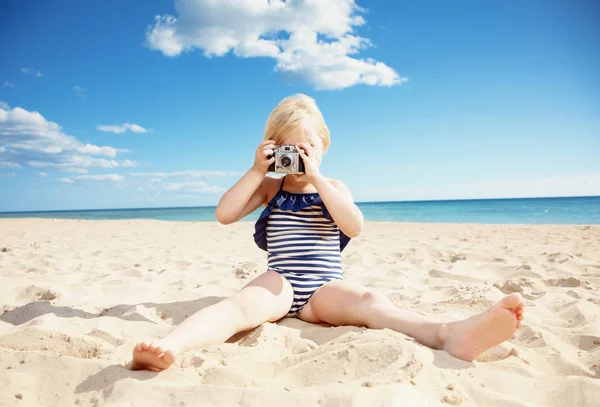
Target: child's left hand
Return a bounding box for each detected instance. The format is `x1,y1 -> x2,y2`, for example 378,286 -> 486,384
296,142 -> 321,183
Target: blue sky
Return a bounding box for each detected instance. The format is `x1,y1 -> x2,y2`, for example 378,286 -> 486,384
1,0 -> 598,212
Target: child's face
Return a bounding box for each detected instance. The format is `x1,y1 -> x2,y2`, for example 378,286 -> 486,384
279,115 -> 324,169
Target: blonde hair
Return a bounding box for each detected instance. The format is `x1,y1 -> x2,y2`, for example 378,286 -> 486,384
264,94 -> 331,151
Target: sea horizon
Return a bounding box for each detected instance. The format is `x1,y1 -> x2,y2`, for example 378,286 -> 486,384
2,195 -> 599,225
1,194 -> 600,214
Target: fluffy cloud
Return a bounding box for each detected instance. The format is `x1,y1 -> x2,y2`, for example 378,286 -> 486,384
97,123 -> 148,134
27,157 -> 139,170
54,170 -> 228,195
162,180 -> 225,194
0,103 -> 134,173
144,0 -> 405,90
22,68 -> 43,77
73,85 -> 86,99
355,173 -> 600,202
128,170 -> 241,178
1,161 -> 21,168
120,159 -> 139,167
60,174 -> 125,184
0,172 -> 16,177
131,171 -> 231,195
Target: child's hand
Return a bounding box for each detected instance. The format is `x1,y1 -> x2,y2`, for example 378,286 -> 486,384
253,140 -> 276,175
296,142 -> 321,183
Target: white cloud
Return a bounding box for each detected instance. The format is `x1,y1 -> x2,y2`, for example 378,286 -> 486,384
0,102 -> 9,110
0,103 -> 131,173
0,172 -> 16,177
162,180 -> 225,194
144,0 -> 405,90
60,174 -> 125,184
1,161 -> 21,168
22,68 -> 43,77
78,174 -> 124,182
73,85 -> 86,99
129,170 -> 241,178
2,82 -> 15,88
66,168 -> 89,174
355,173 -> 600,202
39,172 -> 48,176
130,171 -> 230,195
120,159 -> 140,167
26,157 -> 137,169
96,123 -> 148,134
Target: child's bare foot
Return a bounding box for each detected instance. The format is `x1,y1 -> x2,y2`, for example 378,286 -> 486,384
440,293 -> 525,362
131,340 -> 179,371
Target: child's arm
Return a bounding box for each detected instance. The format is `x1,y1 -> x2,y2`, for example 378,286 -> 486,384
312,176 -> 364,238
296,141 -> 364,237
215,140 -> 276,224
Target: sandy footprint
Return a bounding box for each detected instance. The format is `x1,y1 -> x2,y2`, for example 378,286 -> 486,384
574,335 -> 600,352
428,268 -> 482,284
544,277 -> 584,288
547,252 -> 576,264
493,278 -> 545,300
233,261 -> 259,279
513,325 -> 547,348
0,327 -> 106,359
16,286 -> 57,303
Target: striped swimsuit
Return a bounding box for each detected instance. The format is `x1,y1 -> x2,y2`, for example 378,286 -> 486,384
253,176 -> 351,316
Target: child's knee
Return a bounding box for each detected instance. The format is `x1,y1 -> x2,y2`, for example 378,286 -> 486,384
360,289 -> 391,309
230,287 -> 281,328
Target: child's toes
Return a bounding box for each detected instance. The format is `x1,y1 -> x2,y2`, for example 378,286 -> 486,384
161,349 -> 176,364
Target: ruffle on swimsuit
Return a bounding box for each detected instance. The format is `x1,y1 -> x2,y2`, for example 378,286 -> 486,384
253,187 -> 351,253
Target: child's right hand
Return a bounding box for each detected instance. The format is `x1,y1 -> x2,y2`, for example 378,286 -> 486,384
253,140 -> 276,175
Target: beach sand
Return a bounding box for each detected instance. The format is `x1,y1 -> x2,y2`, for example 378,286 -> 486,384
0,218 -> 599,406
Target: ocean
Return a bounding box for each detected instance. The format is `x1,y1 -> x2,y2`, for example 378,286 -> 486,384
1,196 -> 599,224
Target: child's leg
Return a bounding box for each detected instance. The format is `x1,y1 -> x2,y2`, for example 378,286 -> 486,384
300,280 -> 524,362
131,271 -> 293,371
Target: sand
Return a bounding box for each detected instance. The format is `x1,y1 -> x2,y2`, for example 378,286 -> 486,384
0,218 -> 599,407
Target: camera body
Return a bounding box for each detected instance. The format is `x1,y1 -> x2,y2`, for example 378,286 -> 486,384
268,144 -> 305,174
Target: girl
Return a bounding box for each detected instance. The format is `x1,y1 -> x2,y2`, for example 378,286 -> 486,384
132,94 -> 525,371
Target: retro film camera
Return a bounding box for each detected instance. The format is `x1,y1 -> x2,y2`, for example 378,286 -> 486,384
268,145 -> 305,174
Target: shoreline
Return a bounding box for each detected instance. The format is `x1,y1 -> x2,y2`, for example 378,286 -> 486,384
1,194 -> 599,215
2,195 -> 599,225
1,218 -> 599,228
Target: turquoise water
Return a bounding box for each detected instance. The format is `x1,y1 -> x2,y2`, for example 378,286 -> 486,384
1,196 -> 599,224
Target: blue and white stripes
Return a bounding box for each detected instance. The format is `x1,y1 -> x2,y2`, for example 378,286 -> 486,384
266,204 -> 344,315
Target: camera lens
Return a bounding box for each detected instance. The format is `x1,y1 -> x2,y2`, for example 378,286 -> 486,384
280,155 -> 292,167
